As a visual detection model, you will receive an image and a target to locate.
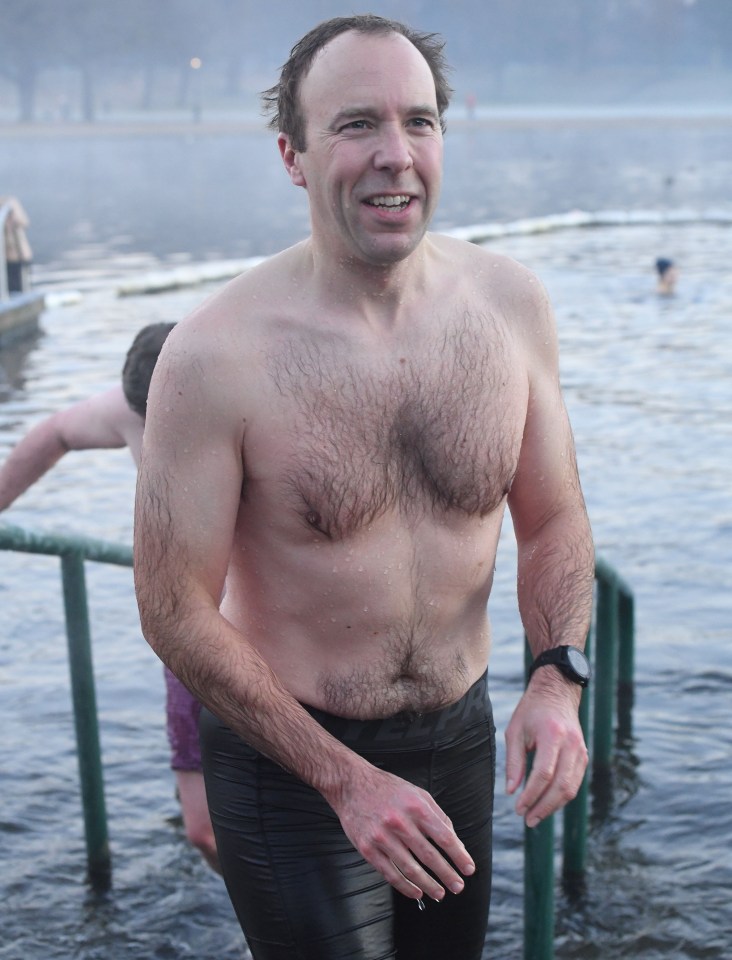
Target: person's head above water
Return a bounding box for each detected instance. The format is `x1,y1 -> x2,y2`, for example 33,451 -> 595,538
122,322 -> 175,418
261,14 -> 453,153
655,257 -> 674,278
655,257 -> 678,296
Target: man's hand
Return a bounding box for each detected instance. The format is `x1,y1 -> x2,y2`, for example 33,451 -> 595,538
328,761 -> 476,901
504,672 -> 588,828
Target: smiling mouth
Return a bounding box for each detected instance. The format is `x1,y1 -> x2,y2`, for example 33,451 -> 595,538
364,194 -> 412,211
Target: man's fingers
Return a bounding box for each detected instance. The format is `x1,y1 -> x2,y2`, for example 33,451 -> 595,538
369,850 -> 426,900
407,833 -> 473,896
515,739 -> 560,820
504,724 -> 527,795
517,736 -> 588,826
370,840 -> 469,901
335,766 -> 477,899
360,808 -> 475,900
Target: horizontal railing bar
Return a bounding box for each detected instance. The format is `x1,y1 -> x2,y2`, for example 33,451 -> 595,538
0,522 -> 133,567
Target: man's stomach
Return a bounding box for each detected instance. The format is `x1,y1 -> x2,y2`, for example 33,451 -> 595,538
221,515 -> 498,718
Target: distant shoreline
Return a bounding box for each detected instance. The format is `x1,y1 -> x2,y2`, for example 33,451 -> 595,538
2,104 -> 732,139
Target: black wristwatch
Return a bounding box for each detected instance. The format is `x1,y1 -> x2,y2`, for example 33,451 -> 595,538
528,645 -> 591,688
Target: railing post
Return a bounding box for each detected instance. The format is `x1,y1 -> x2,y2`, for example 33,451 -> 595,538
523,640 -> 555,959
524,815 -> 555,960
593,576 -> 618,776
562,625 -> 592,885
616,588 -> 635,741
519,557 -> 636,957
60,550 -> 111,888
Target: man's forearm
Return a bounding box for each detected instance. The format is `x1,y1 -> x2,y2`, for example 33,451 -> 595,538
516,508 -> 595,658
147,604 -> 477,901
141,603 -> 363,800
0,426 -> 67,510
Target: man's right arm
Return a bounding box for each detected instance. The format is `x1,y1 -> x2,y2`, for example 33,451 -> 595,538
134,319 -> 475,902
0,387 -> 134,511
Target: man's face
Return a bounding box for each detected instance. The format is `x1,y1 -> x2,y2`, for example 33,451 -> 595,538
280,30 -> 444,267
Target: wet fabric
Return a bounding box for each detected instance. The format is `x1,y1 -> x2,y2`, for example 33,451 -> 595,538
200,672 -> 496,960
164,666 -> 203,771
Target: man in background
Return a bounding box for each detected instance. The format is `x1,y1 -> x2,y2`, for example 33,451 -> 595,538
0,195 -> 33,294
655,256 -> 678,296
0,322 -> 219,873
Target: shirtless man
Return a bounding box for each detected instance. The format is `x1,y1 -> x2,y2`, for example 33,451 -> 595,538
134,15 -> 594,959
0,323 -> 219,873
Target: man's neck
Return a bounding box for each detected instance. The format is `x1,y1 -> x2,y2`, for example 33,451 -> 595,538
306,236 -> 435,329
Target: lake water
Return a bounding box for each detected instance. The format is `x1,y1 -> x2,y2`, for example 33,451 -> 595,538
1,114 -> 731,958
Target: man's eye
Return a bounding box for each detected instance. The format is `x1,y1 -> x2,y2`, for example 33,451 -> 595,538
342,120 -> 369,131
410,117 -> 434,128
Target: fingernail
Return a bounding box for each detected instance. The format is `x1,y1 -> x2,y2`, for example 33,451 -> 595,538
463,862 -> 476,876
450,880 -> 464,894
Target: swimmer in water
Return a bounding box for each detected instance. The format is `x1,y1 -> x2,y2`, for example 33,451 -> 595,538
655,257 -> 678,296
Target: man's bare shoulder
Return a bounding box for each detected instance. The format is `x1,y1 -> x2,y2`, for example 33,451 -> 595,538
59,385 -> 141,446
180,243 -> 310,339
430,233 -> 555,341
431,233 -> 544,292
148,246 -> 315,435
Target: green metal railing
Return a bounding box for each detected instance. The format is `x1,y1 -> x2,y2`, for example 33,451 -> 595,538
1,522 -> 133,890
523,557 -> 635,960
2,521 -> 634,946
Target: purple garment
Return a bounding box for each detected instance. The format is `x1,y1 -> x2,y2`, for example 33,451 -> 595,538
164,666 -> 203,771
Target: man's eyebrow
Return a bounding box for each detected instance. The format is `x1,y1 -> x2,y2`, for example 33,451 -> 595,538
330,106 -> 375,126
329,104 -> 440,127
408,104 -> 440,120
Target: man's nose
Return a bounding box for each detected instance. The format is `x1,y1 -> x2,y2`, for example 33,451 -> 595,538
373,123 -> 414,173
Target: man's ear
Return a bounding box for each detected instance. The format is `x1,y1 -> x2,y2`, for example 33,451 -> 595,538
278,134 -> 306,187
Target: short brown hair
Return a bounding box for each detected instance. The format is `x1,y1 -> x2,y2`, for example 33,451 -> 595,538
121,322 -> 175,419
262,14 -> 452,152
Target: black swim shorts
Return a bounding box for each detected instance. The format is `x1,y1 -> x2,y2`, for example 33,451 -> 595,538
200,672 -> 495,960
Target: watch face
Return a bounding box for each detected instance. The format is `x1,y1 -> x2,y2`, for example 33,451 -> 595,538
567,647 -> 590,678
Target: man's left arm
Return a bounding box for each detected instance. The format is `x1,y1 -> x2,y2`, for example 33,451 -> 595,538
505,281 -> 595,828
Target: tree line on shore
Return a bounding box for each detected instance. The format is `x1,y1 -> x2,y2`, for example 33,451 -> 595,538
1,0 -> 730,123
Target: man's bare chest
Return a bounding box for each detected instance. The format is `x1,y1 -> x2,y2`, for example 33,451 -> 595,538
259,314 -> 527,539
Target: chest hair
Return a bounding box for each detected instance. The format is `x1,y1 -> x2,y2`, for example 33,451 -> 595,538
266,312 -> 522,539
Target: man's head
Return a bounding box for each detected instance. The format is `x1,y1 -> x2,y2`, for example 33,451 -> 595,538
270,18 -> 448,268
655,257 -> 674,278
262,14 -> 452,153
122,323 -> 175,418
655,257 -> 678,296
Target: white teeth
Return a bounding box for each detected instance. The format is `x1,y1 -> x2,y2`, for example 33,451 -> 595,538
368,195 -> 410,207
